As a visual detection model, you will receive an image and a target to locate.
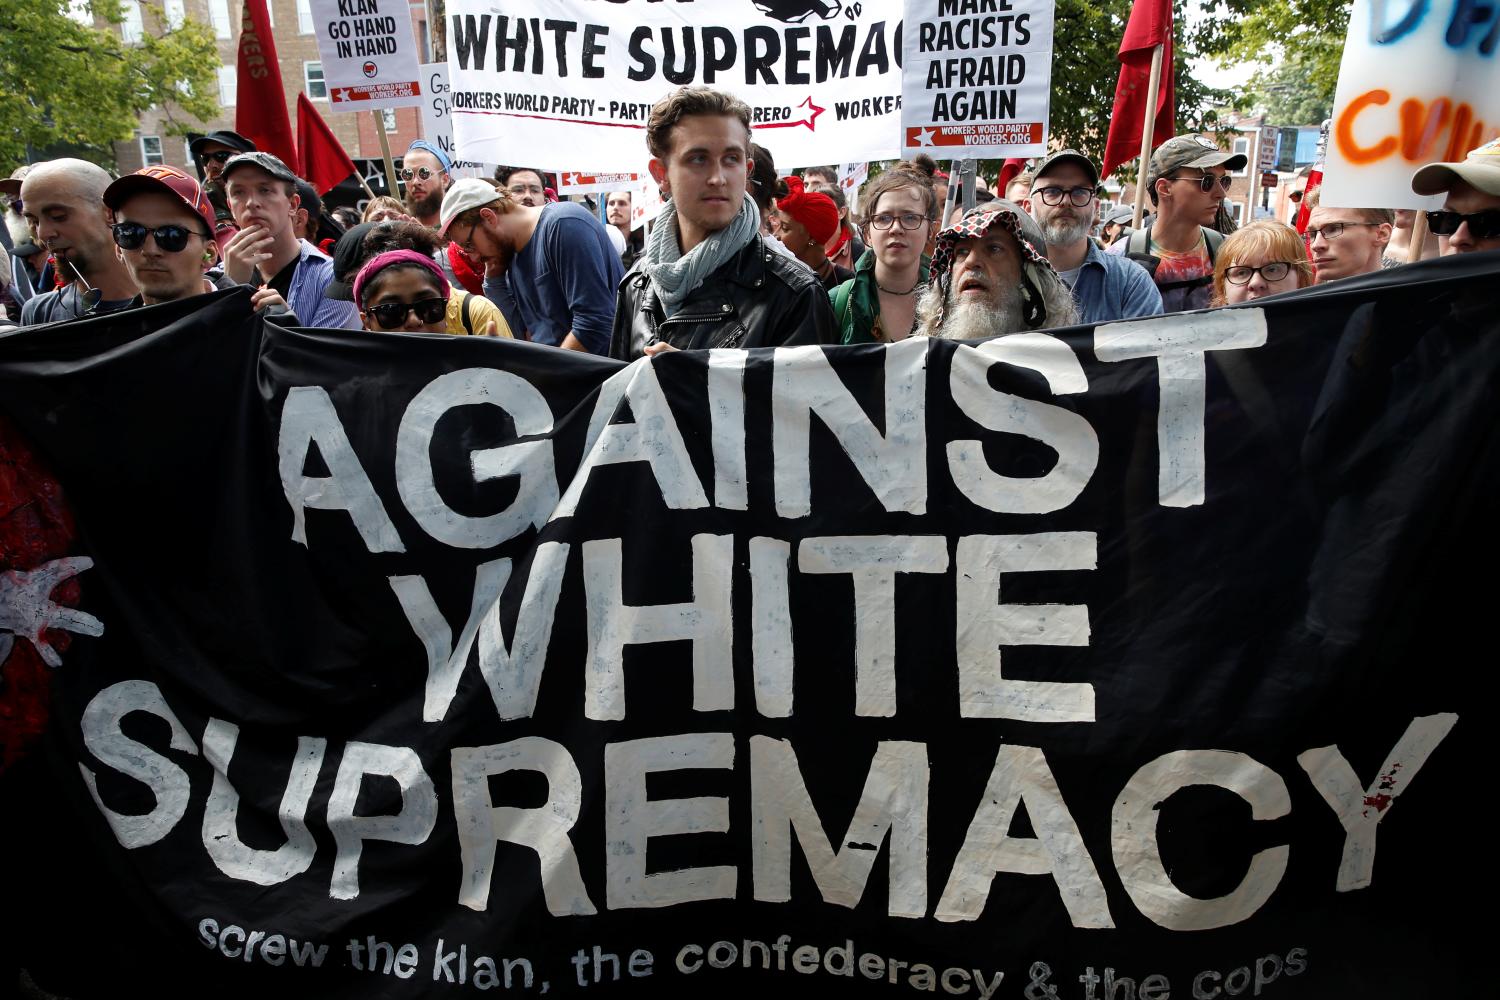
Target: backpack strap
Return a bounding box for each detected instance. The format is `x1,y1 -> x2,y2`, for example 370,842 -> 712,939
460,290 -> 474,334
831,278 -> 854,332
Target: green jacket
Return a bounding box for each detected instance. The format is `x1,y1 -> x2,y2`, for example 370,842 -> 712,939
829,248 -> 930,345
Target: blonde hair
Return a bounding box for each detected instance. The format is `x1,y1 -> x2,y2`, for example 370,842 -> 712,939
1211,220 -> 1314,306
361,196 -> 406,222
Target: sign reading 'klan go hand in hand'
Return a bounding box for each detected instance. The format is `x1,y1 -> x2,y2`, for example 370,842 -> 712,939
311,0 -> 424,111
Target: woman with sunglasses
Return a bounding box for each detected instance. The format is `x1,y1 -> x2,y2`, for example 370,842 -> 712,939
1210,221 -> 1313,306
827,162 -> 938,344
353,250 -> 461,335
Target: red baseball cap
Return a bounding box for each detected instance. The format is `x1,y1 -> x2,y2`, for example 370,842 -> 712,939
103,165 -> 216,235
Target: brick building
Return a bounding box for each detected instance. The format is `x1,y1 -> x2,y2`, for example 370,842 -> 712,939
112,0 -> 430,175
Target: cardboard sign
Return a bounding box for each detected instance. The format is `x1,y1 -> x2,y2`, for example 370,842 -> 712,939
1320,0 -> 1500,209
900,0 -> 1055,157
446,0 -> 905,172
310,0 -> 424,111
417,62 -> 491,178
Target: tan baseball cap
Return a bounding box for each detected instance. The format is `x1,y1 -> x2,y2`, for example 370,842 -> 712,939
1411,137 -> 1500,198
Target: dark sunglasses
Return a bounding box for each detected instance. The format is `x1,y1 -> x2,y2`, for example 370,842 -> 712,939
112,221 -> 211,253
200,150 -> 236,165
364,297 -> 447,329
1425,208 -> 1500,239
1165,173 -> 1234,193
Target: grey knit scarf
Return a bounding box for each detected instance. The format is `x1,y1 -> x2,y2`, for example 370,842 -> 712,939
643,191 -> 760,317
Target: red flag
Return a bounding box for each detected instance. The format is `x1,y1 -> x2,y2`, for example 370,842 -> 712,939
997,158 -> 1028,194
235,0 -> 298,171
297,94 -> 358,195
1100,0 -> 1174,181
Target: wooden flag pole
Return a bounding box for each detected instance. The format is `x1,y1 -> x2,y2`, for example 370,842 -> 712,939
1407,208 -> 1430,263
372,110 -> 401,200
1131,42 -> 1165,230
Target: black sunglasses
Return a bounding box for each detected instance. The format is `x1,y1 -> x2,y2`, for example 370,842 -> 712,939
112,221 -> 211,253
364,297 -> 447,329
200,150 -> 236,165
1165,173 -> 1234,193
1425,208 -> 1500,239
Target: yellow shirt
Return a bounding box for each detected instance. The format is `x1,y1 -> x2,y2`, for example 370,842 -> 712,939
444,290 -> 513,337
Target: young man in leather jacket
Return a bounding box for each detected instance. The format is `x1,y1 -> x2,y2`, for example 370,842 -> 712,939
609,86 -> 835,360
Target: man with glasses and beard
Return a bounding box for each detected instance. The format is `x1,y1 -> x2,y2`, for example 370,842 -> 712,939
1024,150 -> 1160,323
19,159 -> 138,324
189,130 -> 256,196
1411,138 -> 1500,256
401,141 -> 452,230
914,202 -> 1079,341
1108,134 -> 1247,313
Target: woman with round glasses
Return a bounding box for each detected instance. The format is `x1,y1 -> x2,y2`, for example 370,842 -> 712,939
1210,221 -> 1313,306
353,250 -> 455,334
828,162 -> 938,344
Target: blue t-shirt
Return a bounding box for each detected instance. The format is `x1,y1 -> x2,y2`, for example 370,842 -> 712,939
506,202 -> 624,354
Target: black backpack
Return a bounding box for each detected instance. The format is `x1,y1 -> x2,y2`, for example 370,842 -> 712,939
1124,223 -> 1225,293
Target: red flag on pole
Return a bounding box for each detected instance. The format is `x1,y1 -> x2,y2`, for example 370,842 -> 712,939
1101,0 -> 1175,181
297,94 -> 358,194
235,0 -> 299,172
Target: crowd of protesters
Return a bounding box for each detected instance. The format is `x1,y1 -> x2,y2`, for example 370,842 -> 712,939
3,86 -> 1497,351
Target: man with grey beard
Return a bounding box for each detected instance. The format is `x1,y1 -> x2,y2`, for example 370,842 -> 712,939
914,201 -> 1080,341
1024,150 -> 1160,324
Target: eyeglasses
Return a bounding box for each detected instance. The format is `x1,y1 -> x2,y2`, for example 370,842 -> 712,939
870,212 -> 929,231
1223,261 -> 1296,285
401,166 -> 441,181
1165,174 -> 1234,193
1303,221 -> 1381,242
200,150 -> 235,165
364,297 -> 447,329
1425,208 -> 1500,239
457,222 -> 479,256
507,184 -> 544,197
1033,185 -> 1096,207
111,221 -> 211,253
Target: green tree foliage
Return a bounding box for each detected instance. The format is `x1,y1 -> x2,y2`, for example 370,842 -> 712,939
1192,0 -> 1347,126
0,0 -> 220,167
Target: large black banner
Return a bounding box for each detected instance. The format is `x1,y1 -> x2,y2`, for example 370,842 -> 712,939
1,256 -> 1495,997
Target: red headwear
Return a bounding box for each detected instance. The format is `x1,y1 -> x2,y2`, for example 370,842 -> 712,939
776,176 -> 840,245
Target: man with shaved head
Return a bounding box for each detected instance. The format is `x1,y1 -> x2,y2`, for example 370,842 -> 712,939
20,158 -> 137,324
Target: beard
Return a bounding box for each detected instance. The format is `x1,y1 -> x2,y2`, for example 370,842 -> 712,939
935,283 -> 1026,341
406,185 -> 444,219
1040,211 -> 1092,248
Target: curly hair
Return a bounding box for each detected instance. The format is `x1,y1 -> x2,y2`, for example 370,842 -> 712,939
646,86 -> 752,162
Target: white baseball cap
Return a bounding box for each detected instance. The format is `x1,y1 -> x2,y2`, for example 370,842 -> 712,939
439,178 -> 504,236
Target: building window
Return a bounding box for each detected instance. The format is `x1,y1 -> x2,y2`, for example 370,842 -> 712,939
1226,201 -> 1244,224
209,0 -> 232,38
66,0 -> 92,25
141,135 -> 165,166
163,0 -> 185,29
305,61 -> 327,99
218,64 -> 237,106
266,0 -> 275,28
1231,137 -> 1250,177
297,0 -> 314,34
121,1 -> 144,42
382,108 -> 397,130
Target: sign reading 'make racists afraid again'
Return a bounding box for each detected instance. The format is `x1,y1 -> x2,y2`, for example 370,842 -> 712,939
0,257 -> 1494,996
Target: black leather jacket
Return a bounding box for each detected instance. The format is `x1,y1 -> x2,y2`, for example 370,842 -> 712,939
609,233 -> 836,360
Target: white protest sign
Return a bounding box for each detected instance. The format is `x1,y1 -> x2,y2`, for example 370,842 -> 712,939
417,62 -> 490,178
901,0 -> 1055,157
446,0 -> 905,172
311,0 -> 423,111
838,160 -> 869,211
557,172 -> 643,196
1320,0 -> 1500,210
